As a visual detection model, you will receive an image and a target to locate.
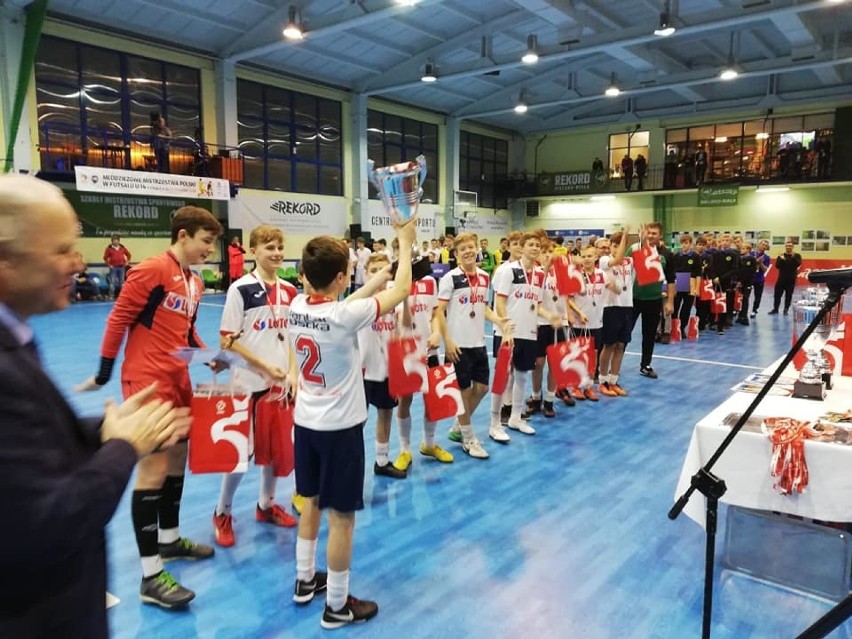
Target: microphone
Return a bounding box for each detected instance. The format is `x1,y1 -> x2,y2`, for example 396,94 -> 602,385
807,267 -> 852,291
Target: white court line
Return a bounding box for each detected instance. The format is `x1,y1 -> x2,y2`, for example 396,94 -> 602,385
622,350 -> 764,370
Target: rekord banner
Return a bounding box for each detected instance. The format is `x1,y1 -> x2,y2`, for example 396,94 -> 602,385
231,190 -> 347,236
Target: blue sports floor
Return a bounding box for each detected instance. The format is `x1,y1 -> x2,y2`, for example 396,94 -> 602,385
31,293 -> 852,639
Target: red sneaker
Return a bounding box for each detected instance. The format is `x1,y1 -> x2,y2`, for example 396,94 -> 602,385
256,504 -> 298,528
610,383 -> 629,397
583,387 -> 599,402
212,511 -> 235,547
570,387 -> 586,401
598,382 -> 618,397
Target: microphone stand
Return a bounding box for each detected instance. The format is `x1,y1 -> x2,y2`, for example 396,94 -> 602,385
668,285 -> 847,639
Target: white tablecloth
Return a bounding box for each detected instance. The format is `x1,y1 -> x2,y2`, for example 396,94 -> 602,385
675,361 -> 852,526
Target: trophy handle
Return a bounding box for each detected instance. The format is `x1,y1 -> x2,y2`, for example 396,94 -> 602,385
416,154 -> 427,184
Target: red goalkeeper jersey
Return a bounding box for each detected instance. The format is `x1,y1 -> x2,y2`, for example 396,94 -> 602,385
100,251 -> 205,386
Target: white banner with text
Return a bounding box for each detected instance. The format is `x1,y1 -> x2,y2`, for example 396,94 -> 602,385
75,166 -> 231,200
231,190 -> 347,236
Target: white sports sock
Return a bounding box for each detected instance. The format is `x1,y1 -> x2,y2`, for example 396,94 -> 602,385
375,441 -> 390,466
610,373 -> 619,385
423,419 -> 437,448
141,555 -> 164,579
158,527 -> 179,544
510,370 -> 529,420
216,473 -> 244,516
501,372 -> 513,407
296,537 -> 317,582
259,464 -> 277,511
398,416 -> 412,453
327,569 -> 350,612
459,421 -> 475,444
531,390 -> 541,400
544,390 -> 556,402
490,391 -> 502,423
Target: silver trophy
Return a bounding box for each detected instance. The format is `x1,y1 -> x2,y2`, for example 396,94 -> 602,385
792,287 -> 843,400
367,155 -> 427,224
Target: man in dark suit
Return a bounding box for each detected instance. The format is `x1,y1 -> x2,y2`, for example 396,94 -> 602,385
0,175 -> 191,638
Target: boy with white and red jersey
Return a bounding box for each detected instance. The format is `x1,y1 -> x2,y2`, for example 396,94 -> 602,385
435,232 -> 512,460
78,206 -> 223,609
476,230 -> 523,431
528,240 -> 586,417
598,227 -> 634,398
357,253 -> 408,480
395,275 -> 454,471
211,225 -> 300,548
563,244 -> 605,402
490,232 -> 563,440
288,219 -> 416,629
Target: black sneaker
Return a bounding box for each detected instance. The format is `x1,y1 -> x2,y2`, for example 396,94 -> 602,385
768,309 -> 779,315
159,538 -> 215,562
499,404 -> 511,425
660,333 -> 671,345
783,309 -> 789,316
525,396 -> 542,414
293,571 -> 328,605
559,389 -> 576,407
749,311 -> 757,318
373,461 -> 406,479
321,595 -> 379,629
140,570 -> 195,609
543,401 -> 556,418
639,366 -> 658,379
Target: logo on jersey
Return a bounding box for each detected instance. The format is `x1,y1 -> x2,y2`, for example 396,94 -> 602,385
456,293 -> 488,305
252,317 -> 287,331
162,291 -> 194,316
371,318 -> 396,333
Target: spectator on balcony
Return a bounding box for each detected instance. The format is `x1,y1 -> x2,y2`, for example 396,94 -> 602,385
694,146 -> 708,185
621,155 -> 634,191
664,149 -> 678,188
634,154 -> 647,191
816,137 -> 832,178
103,234 -> 131,299
150,114 -> 172,174
682,153 -> 696,187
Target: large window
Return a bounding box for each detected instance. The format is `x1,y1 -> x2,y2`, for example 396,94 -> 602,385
35,36 -> 202,173
459,131 -> 508,210
367,110 -> 438,204
665,113 -> 834,182
608,130 -> 650,177
237,80 -> 342,195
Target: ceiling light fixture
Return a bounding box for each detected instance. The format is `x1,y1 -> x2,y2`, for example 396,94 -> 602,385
514,89 -> 528,114
719,32 -> 739,80
590,195 -> 616,201
757,185 -> 790,193
282,6 -> 304,40
395,0 -> 421,5
605,72 -> 621,97
421,62 -> 437,83
654,1 -> 676,37
521,35 -> 539,64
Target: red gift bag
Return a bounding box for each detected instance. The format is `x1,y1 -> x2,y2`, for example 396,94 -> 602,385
632,245 -> 664,287
546,337 -> 593,388
491,342 -> 513,395
670,318 -> 681,342
254,388 -> 295,477
686,316 -> 700,340
387,336 -> 428,397
711,292 -> 727,315
734,290 -> 743,312
424,363 -> 465,422
554,256 -> 583,296
189,388 -> 251,474
699,278 -> 714,301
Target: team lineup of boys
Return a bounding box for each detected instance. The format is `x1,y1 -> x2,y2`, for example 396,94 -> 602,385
76,205 -> 768,630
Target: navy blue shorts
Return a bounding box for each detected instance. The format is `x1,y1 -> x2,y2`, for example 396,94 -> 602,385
453,346 -> 489,390
364,379 -> 398,410
601,306 -> 633,345
536,325 -> 567,358
492,335 -> 538,372
294,423 -> 365,512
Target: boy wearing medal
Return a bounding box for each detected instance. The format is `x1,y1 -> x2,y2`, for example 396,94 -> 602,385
79,206 -> 222,608
528,240 -> 586,416
563,243 -> 604,402
212,225 -> 300,547
436,233 -> 512,459
490,233 -> 563,439
598,227 -> 634,398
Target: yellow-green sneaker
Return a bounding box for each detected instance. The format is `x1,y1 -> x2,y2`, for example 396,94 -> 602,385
394,450 -> 413,471
291,492 -> 306,516
419,442 -> 454,463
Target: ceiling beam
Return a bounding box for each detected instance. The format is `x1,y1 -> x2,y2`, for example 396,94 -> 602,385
363,0 -> 828,96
